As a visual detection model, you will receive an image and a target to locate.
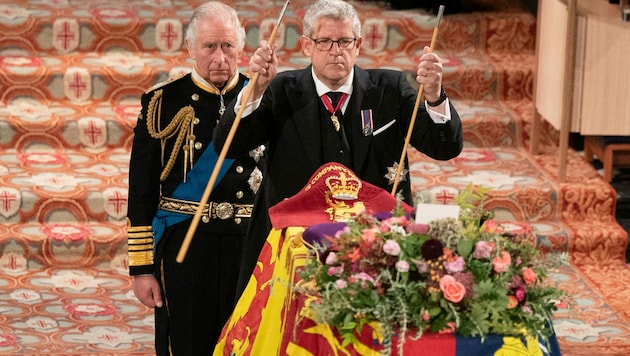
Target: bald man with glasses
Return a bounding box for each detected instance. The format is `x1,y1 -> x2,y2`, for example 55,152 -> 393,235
214,0 -> 463,298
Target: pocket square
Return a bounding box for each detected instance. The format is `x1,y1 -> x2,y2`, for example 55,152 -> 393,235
372,119 -> 396,136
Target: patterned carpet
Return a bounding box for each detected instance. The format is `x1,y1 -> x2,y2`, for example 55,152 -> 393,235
0,0 -> 628,355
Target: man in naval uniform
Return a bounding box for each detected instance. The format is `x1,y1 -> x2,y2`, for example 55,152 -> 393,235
126,2 -> 264,355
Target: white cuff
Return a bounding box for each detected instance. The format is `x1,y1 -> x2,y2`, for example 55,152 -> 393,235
425,98 -> 452,123
234,88 -> 262,117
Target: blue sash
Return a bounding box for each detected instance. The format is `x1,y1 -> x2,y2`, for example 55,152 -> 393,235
151,142 -> 234,248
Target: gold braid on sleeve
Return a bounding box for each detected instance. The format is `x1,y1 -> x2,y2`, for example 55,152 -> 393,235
127,221 -> 155,267
145,89 -> 196,181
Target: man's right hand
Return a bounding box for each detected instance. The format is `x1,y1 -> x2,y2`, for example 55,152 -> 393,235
248,40 -> 278,102
133,274 -> 163,308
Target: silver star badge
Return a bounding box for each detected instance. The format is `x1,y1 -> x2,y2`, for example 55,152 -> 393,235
249,145 -> 266,163
385,162 -> 408,185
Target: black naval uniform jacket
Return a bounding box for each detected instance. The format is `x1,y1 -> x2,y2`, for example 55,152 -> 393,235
213,65 -> 463,296
127,72 -> 261,276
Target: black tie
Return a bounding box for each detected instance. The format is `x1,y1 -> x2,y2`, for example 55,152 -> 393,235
327,92 -> 342,110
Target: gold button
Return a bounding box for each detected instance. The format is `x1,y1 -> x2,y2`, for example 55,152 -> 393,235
236,166 -> 244,173
234,218 -> 242,224
202,215 -> 210,223
191,93 -> 199,101
194,142 -> 202,150
236,191 -> 244,199
193,118 -> 200,125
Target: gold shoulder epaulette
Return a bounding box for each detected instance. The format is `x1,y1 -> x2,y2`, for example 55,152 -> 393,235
144,72 -> 190,94
144,79 -> 172,94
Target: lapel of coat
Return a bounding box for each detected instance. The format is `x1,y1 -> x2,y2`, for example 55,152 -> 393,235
348,67 -> 377,174
291,66 -> 323,171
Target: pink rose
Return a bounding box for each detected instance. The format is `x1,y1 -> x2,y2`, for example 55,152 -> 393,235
335,279 -> 348,289
327,266 -> 343,276
350,272 -> 375,288
483,219 -> 500,233
325,252 -> 337,265
492,251 -> 512,273
395,260 -> 410,272
361,228 -> 378,244
444,256 -> 465,273
383,239 -> 401,256
439,275 -> 466,303
472,241 -> 496,259
522,267 -> 537,285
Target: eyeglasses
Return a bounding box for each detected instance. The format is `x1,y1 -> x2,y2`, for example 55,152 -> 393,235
309,37 -> 357,51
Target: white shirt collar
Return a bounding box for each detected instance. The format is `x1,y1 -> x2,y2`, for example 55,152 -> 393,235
312,67 -> 354,97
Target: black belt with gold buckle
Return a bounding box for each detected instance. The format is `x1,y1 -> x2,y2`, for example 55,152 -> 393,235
158,196 -> 253,221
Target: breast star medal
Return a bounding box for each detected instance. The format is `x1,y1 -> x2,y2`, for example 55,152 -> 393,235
385,162 -> 408,184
